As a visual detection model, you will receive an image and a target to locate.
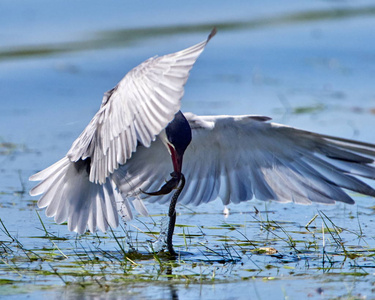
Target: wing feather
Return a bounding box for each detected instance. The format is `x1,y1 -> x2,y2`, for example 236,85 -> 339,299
180,114 -> 375,205
66,30 -> 215,184
114,113 -> 375,208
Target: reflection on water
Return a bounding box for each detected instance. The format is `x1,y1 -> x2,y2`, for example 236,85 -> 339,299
1,0 -> 375,299
55,282 -> 177,300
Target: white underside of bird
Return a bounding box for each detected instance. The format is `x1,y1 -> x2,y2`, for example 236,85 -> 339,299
30,29 -> 375,235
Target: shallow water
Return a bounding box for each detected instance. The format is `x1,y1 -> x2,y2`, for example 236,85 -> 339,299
2,1 -> 375,299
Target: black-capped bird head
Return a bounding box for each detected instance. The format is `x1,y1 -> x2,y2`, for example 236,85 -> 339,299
165,111 -> 192,175
142,111 -> 192,196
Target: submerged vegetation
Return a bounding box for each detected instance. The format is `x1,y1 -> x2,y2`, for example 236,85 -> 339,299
1,194 -> 375,298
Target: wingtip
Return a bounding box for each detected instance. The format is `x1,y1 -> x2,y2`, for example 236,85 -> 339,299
29,174 -> 38,181
207,27 -> 217,42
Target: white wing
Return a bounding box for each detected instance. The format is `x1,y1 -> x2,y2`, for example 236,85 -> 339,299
67,29 -> 216,184
29,30 -> 216,234
29,157 -> 126,234
114,113 -> 375,206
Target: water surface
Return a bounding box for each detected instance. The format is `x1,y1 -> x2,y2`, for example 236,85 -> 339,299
1,1 -> 375,299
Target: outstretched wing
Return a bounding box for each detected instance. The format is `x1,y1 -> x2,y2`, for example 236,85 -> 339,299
114,113 -> 375,206
67,29 -> 216,184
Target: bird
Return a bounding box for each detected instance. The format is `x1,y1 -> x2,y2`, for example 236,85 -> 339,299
30,28 -> 375,256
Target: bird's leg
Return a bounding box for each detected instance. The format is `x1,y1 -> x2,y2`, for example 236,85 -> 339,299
142,172 -> 181,196
166,173 -> 185,257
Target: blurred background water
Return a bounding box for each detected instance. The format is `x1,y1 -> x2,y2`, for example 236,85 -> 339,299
1,0 -> 375,299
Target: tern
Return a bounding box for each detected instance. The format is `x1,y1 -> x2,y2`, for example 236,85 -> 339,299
30,29 -> 375,256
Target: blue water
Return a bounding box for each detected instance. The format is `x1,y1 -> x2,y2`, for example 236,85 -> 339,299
2,1 -> 375,299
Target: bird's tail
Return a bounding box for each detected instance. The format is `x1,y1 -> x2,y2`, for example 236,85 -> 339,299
29,157 -> 148,234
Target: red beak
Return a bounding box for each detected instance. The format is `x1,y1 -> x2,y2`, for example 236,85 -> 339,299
140,144 -> 183,196
168,144 -> 183,176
